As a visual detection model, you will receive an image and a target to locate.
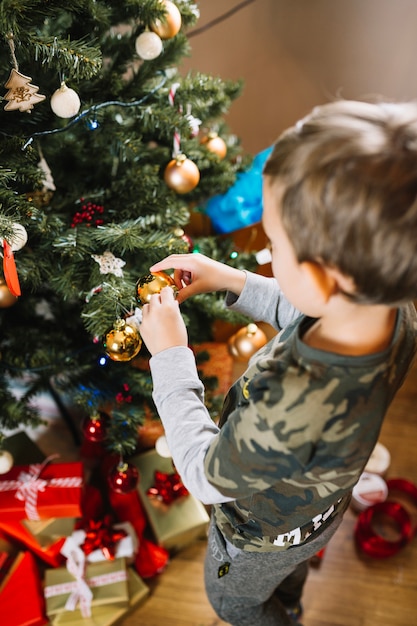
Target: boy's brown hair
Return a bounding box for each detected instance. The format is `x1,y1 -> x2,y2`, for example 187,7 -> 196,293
263,100 -> 417,305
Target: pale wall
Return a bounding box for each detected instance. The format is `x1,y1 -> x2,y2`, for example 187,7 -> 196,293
180,0 -> 417,154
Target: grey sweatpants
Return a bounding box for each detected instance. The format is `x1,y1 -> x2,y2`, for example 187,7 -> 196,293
204,513 -> 344,626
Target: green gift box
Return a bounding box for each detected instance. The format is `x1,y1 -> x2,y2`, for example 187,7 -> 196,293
44,557 -> 129,623
47,566 -> 149,626
131,449 -> 210,552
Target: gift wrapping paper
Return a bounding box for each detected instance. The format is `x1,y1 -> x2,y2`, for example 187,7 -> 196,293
0,460 -> 83,521
1,551 -> 48,626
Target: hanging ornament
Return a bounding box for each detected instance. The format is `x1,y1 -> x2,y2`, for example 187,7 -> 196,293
7,223 -> 28,252
103,319 -> 142,362
50,81 -> 81,118
82,411 -> 109,443
0,449 -> 14,474
91,250 -> 125,277
107,461 -> 139,494
164,154 -> 200,194
4,68 -> 46,113
135,30 -> 163,60
73,200 -> 105,228
174,228 -> 193,252
38,154 -> 56,193
136,271 -> 177,305
201,132 -> 227,159
2,239 -> 20,297
150,0 -> 182,40
228,323 -> 268,362
0,277 -> 17,308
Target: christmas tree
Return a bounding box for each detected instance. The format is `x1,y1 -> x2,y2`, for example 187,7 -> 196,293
0,0 -> 256,458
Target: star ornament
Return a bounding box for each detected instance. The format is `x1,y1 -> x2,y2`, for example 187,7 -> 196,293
91,250 -> 125,277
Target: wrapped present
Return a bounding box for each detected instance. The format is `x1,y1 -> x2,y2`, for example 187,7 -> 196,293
131,450 -> 210,552
68,517 -> 137,563
0,518 -> 66,567
23,517 -> 77,548
47,566 -> 149,626
44,552 -> 129,623
0,551 -> 48,626
0,457 -> 83,521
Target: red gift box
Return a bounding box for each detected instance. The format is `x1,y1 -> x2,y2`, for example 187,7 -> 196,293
0,551 -> 48,626
0,519 -> 66,567
0,459 -> 83,521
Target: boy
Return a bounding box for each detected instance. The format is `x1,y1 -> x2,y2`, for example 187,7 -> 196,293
139,100 -> 417,625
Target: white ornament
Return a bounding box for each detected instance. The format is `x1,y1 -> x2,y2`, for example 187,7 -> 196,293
135,31 -> 163,60
8,223 -> 28,251
50,82 -> 81,118
0,450 -> 13,474
91,250 -> 126,277
155,435 -> 172,458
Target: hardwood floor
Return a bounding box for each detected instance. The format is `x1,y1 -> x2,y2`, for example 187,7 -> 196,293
125,355 -> 417,626
30,346 -> 417,625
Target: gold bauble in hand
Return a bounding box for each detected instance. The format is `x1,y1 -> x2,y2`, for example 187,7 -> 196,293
136,271 -> 177,305
103,319 -> 142,362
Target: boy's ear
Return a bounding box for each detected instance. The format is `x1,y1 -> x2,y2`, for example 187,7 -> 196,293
301,260 -> 356,301
300,261 -> 337,302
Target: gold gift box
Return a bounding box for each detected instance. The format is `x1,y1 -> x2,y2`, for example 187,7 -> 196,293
131,450 -> 210,552
48,565 -> 149,626
22,518 -> 76,548
45,557 -> 130,623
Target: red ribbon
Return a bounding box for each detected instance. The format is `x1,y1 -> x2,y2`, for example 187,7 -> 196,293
81,515 -> 127,561
147,469 -> 188,505
355,477 -> 417,558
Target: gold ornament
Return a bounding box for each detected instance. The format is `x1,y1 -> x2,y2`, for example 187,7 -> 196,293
150,1 -> 182,40
50,82 -> 81,118
103,319 -> 142,362
0,278 -> 18,308
0,449 -> 14,474
4,68 -> 46,113
228,323 -> 268,362
201,132 -> 227,159
136,271 -> 177,305
164,154 -> 200,194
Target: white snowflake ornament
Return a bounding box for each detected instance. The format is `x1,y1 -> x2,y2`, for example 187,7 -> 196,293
91,251 -> 125,277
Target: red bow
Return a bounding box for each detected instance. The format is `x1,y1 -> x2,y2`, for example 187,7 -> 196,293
81,515 -> 127,560
147,470 -> 188,504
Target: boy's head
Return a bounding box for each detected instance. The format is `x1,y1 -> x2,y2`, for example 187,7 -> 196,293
263,100 -> 417,305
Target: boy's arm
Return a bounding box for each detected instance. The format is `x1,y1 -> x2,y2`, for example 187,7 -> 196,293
226,271 -> 300,330
150,345 -> 236,505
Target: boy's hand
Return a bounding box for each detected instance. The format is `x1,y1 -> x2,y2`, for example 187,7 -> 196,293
140,286 -> 188,356
150,253 -> 246,303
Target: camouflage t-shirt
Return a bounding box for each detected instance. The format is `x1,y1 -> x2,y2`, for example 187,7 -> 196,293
205,281 -> 417,551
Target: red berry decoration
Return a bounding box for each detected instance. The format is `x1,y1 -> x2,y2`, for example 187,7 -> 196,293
82,411 -> 109,442
107,461 -> 139,494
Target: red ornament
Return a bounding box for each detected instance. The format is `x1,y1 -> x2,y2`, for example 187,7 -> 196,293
82,411 -> 109,442
107,461 -> 139,494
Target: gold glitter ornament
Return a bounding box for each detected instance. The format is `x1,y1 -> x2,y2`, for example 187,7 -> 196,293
136,271 -> 177,305
103,319 -> 142,362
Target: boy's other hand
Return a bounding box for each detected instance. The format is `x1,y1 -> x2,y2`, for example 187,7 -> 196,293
140,286 -> 188,356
